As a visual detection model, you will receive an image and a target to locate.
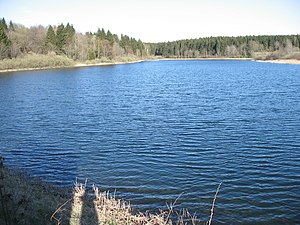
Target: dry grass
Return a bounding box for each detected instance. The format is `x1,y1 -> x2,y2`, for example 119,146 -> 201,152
0,54 -> 155,72
113,55 -> 143,63
83,57 -> 112,65
1,166 -> 220,225
254,49 -> 300,61
0,53 -> 75,71
52,181 -> 203,225
1,167 -> 70,225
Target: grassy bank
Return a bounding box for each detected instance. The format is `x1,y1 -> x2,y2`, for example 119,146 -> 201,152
0,54 -> 156,73
0,167 -> 70,225
0,165 -> 216,225
0,53 -> 75,72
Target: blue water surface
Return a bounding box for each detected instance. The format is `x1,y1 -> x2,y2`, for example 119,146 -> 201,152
0,60 -> 299,224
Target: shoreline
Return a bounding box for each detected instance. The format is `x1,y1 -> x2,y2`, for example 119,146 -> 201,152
1,165 -> 205,225
0,59 -> 147,74
0,57 -> 247,74
1,57 -> 300,74
256,59 -> 300,65
155,57 -> 252,61
74,59 -> 146,68
158,57 -> 300,64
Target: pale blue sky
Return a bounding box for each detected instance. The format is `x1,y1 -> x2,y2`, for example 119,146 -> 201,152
1,0 -> 299,42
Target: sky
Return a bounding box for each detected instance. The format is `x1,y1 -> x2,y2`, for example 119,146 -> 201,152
1,0 -> 300,42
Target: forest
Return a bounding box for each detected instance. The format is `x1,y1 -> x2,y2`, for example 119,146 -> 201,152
0,17 -> 146,65
0,16 -> 300,70
149,35 -> 300,59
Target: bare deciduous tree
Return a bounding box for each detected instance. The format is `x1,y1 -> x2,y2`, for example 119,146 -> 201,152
225,45 -> 239,57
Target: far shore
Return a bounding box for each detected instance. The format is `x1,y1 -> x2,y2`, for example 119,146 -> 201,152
256,59 -> 300,65
158,57 -> 300,64
74,59 -> 146,68
1,57 -> 300,74
156,57 -> 252,61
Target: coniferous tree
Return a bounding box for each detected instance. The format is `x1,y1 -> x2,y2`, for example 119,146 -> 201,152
56,24 -> 66,54
0,26 -> 10,46
137,39 -> 144,56
0,18 -> 8,30
45,25 -> 56,52
9,20 -> 15,31
96,28 -> 106,40
113,34 -> 119,43
106,30 -> 114,45
64,23 -> 76,58
64,23 -> 75,41
100,28 -> 106,39
0,24 -> 11,59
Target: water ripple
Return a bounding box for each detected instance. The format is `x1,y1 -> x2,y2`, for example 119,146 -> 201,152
0,60 -> 300,224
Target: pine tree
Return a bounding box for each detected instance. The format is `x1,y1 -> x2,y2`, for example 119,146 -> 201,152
64,23 -> 75,41
101,28 -> 106,39
106,30 -> 114,45
0,25 -> 11,59
0,18 -> 8,30
0,26 -> 10,46
9,20 -> 15,31
56,24 -> 66,54
45,25 -> 57,52
113,34 -> 119,43
63,23 -> 76,58
137,39 -> 144,56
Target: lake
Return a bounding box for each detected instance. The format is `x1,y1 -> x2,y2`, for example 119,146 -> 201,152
0,60 -> 299,224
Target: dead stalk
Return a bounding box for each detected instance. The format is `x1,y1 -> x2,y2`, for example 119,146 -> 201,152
208,182 -> 222,225
50,198 -> 72,223
165,192 -> 184,224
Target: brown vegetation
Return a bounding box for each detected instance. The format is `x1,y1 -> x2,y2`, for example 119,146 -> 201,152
0,167 -> 70,225
254,39 -> 300,61
0,165 -> 221,225
0,53 -> 74,71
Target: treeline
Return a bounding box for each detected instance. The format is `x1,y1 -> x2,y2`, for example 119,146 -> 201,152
1,16 -> 300,63
0,17 -> 146,61
149,35 -> 300,59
